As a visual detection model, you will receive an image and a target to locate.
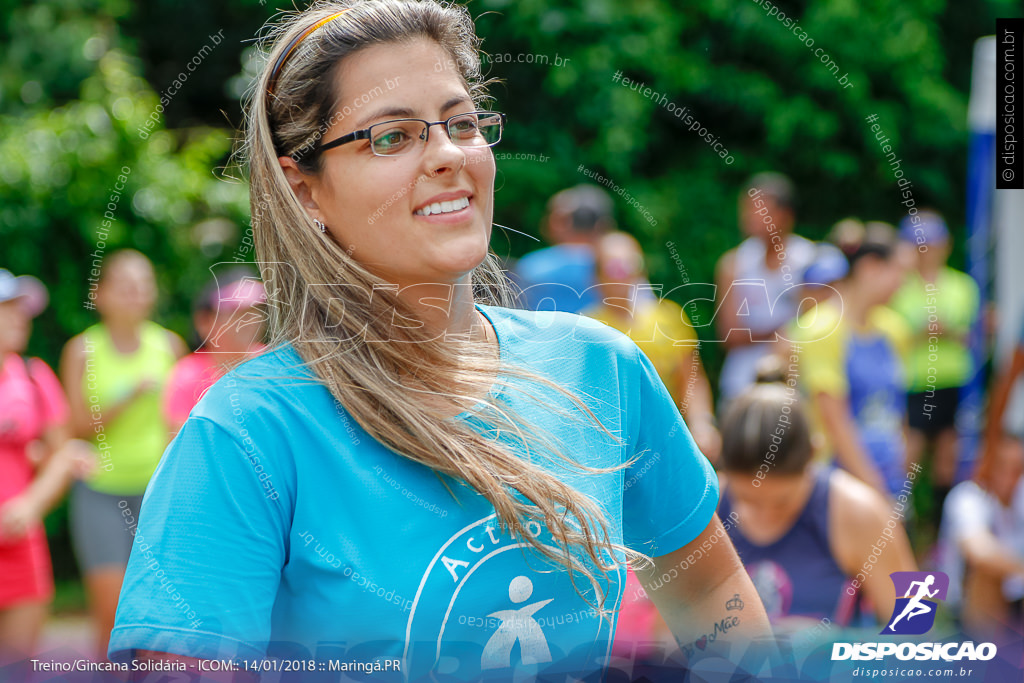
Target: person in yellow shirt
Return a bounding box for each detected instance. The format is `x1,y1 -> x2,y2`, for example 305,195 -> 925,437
583,232 -> 720,463
790,221 -> 910,499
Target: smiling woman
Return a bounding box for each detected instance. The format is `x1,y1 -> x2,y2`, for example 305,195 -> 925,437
107,1 -> 771,680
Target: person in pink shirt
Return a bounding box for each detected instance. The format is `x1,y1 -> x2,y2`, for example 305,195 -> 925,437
0,269 -> 89,663
163,268 -> 267,434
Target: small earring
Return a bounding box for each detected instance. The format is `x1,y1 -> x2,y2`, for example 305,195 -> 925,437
313,218 -> 327,234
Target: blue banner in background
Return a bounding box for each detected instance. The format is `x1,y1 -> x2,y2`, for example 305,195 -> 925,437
958,129 -> 995,482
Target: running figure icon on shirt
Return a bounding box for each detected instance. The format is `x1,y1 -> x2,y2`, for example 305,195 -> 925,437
481,576 -> 553,669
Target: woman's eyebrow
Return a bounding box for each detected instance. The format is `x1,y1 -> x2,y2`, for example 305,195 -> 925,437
439,94 -> 473,113
350,95 -> 473,129
353,105 -> 417,129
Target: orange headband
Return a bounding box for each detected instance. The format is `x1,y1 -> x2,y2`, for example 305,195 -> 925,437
267,9 -> 352,96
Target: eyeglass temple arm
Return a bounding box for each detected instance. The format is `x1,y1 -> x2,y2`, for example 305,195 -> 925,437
317,129 -> 372,154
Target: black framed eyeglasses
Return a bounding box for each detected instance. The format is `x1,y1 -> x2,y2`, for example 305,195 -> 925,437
315,111 -> 506,157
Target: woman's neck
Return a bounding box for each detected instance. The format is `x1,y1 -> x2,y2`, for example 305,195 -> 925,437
834,282 -> 872,329
395,278 -> 491,345
103,318 -> 144,353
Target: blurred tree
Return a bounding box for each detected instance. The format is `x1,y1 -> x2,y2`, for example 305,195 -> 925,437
0,0 -> 251,366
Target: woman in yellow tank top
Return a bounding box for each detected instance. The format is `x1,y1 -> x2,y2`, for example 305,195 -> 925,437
59,249 -> 184,658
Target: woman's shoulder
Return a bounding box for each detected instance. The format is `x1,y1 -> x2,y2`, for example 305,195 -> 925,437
828,468 -> 891,530
483,304 -> 640,361
792,299 -> 845,345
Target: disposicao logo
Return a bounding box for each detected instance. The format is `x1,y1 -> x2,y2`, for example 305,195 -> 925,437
831,571 -> 998,663
882,571 -> 948,635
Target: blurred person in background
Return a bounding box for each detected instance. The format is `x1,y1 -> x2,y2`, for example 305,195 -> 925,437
939,433 -> 1024,639
794,220 -> 910,498
164,267 -> 266,435
890,210 -> 979,528
59,249 -> 184,658
718,372 -> 916,632
715,172 -> 815,408
514,184 -> 613,313
0,270 -> 89,663
584,231 -> 720,463
793,243 -> 848,317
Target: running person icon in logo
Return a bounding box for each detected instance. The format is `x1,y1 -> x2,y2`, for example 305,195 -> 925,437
481,576 -> 553,669
882,571 -> 949,635
887,575 -> 939,631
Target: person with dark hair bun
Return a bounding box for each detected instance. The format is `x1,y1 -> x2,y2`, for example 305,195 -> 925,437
791,220 -> 911,498
717,378 -> 916,630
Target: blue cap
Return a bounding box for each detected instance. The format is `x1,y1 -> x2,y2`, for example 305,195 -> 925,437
899,211 -> 948,244
802,244 -> 849,287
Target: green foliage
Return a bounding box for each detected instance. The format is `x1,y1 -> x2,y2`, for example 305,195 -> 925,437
0,2 -> 250,365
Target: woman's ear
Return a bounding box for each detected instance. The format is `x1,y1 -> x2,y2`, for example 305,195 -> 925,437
278,156 -> 320,213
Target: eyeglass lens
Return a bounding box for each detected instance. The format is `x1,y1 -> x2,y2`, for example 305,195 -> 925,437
369,112 -> 502,155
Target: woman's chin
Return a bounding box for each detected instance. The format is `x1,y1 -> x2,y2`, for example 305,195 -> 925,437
433,242 -> 491,278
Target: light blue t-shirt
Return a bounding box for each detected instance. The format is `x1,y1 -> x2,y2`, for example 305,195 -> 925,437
109,305 -> 718,681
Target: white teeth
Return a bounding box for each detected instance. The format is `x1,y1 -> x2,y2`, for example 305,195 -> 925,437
415,196 -> 470,216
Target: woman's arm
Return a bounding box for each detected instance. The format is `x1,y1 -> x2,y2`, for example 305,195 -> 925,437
167,330 -> 188,359
0,426 -> 90,540
983,345 -> 1024,464
814,391 -> 888,495
677,348 -> 721,464
60,335 -> 155,437
637,515 -> 773,659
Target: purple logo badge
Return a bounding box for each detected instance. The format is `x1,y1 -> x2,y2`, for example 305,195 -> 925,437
881,571 -> 949,635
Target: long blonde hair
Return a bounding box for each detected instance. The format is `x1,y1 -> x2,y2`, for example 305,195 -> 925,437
241,0 -> 639,603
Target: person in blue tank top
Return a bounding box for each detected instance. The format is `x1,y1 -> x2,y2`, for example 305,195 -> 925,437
717,373 -> 916,635
108,2 -> 772,680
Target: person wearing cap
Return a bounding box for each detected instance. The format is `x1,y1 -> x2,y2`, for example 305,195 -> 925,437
890,209 -> 979,528
58,249 -> 185,658
164,267 -> 267,435
792,220 -> 910,499
772,242 -> 849,364
795,243 -> 849,313
0,270 -> 89,662
514,184 -> 614,313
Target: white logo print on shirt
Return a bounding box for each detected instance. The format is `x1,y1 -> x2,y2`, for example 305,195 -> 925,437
481,576 -> 553,669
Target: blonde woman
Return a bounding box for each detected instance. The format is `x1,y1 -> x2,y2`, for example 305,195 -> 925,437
110,1 -> 771,679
